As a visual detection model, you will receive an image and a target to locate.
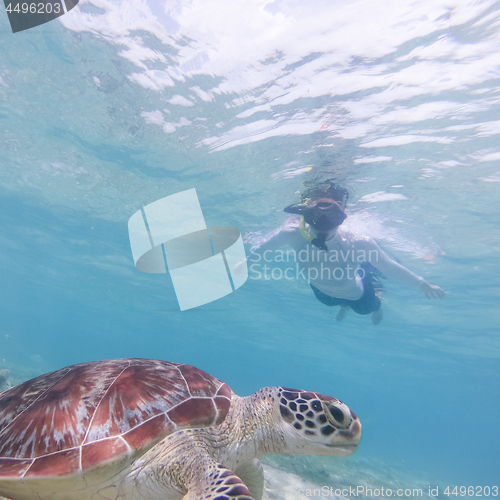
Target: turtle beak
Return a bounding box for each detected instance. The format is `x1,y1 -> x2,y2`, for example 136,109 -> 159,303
323,404 -> 362,456
324,419 -> 362,455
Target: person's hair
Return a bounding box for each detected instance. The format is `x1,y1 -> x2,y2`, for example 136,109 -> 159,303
299,179 -> 349,207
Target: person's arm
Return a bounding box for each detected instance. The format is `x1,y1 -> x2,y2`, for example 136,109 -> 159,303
360,237 -> 445,299
233,225 -> 299,274
248,226 -> 299,261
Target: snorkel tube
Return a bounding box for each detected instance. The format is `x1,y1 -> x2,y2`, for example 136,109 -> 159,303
299,215 -> 328,251
299,216 -> 314,245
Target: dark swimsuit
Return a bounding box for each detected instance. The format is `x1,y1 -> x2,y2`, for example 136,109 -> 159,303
310,262 -> 381,315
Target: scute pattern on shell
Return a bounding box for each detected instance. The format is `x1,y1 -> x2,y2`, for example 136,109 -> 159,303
0,358 -> 232,479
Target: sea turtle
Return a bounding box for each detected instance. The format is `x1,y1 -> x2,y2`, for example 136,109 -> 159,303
0,358 -> 361,500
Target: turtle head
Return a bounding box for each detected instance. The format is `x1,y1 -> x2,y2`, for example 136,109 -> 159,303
276,387 -> 361,456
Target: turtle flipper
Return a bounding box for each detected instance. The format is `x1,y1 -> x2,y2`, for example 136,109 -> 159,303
235,459 -> 264,500
183,464 -> 254,500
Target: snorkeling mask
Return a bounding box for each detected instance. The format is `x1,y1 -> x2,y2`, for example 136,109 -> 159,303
283,197 -> 347,251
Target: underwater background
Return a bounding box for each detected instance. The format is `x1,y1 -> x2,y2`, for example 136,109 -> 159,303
0,0 -> 499,498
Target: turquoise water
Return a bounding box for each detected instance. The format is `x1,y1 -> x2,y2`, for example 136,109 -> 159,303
0,0 -> 499,498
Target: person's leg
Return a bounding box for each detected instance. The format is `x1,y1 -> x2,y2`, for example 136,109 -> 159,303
336,305 -> 350,321
371,305 -> 383,325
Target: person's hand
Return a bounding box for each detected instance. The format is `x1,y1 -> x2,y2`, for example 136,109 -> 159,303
419,281 -> 446,299
233,259 -> 247,275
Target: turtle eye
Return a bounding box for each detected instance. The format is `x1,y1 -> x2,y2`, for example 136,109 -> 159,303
324,401 -> 352,429
328,404 -> 344,423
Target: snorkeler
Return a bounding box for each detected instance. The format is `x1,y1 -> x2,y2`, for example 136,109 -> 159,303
245,182 -> 445,324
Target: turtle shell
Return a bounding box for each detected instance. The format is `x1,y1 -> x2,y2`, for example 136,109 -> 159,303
0,358 -> 232,481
